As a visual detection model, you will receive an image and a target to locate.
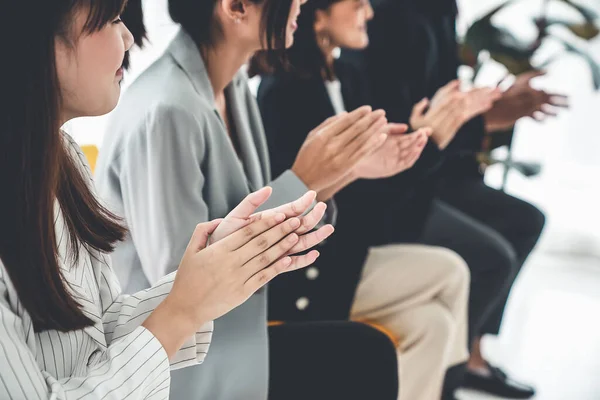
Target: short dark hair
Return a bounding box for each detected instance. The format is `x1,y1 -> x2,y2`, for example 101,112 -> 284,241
249,0 -> 343,79
169,0 -> 293,51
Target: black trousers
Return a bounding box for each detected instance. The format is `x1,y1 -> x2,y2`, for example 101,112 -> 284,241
269,321 -> 399,400
421,179 -> 545,341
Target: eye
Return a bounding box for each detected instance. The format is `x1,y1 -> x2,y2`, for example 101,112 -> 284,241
113,17 -> 123,24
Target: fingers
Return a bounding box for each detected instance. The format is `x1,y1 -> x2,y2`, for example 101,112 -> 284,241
267,191 -> 317,219
287,250 -> 321,272
547,94 -> 569,108
338,109 -> 387,146
307,114 -> 347,141
411,98 -> 429,119
224,187 -> 273,221
238,217 -> 301,265
318,106 -> 372,139
243,231 -> 299,278
186,219 -> 223,253
244,256 -> 294,293
295,202 -> 327,235
519,69 -> 546,83
287,224 -> 334,254
220,212 -> 286,251
384,123 -> 409,136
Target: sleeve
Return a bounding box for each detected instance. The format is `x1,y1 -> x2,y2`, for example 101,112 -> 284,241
117,104 -> 211,286
66,132 -> 214,365
98,253 -> 213,370
0,263 -> 172,400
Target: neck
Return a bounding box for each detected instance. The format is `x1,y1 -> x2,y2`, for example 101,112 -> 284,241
202,39 -> 257,98
319,44 -> 337,80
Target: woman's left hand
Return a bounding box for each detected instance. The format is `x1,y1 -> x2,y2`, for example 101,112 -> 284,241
210,188 -> 334,271
353,124 -> 431,179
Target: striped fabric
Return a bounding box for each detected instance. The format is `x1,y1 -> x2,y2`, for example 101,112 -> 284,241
0,134 -> 213,399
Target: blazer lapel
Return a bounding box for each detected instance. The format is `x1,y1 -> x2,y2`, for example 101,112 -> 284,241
226,75 -> 265,190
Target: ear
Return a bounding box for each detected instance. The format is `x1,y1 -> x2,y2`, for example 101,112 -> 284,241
221,0 -> 247,23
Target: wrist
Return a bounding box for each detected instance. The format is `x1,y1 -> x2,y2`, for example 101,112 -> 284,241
143,298 -> 201,359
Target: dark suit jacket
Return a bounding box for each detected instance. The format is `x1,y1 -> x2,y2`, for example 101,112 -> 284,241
258,60 -> 441,322
354,0 -> 487,181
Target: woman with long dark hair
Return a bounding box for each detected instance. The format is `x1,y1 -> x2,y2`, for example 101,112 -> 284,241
251,0 -> 503,399
0,0 -> 331,397
94,0 -> 407,399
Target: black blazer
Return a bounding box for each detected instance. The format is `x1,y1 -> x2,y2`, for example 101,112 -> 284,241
357,0 -> 487,181
258,60 -> 441,322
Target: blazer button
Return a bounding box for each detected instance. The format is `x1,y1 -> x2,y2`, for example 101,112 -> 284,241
296,297 -> 310,311
306,267 -> 319,280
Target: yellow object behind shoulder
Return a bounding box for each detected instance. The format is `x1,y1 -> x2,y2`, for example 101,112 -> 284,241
81,145 -> 99,174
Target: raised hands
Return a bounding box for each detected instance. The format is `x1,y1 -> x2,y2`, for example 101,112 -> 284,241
211,187 -> 334,270
291,106 -> 388,193
411,80 -> 501,149
353,124 -> 432,179
144,189 -> 333,357
484,70 -> 569,133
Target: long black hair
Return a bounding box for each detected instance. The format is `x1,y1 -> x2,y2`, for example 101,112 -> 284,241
0,0 -> 128,332
249,0 -> 343,79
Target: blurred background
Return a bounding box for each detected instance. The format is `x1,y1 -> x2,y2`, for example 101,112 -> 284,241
68,0 -> 600,398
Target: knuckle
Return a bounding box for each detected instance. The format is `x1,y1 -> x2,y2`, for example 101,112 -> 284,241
243,226 -> 254,237
257,237 -> 269,249
259,253 -> 271,265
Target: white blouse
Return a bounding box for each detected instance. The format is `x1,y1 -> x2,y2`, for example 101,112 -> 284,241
0,134 -> 213,399
324,79 -> 347,115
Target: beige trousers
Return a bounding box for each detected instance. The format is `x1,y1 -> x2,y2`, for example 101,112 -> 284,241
350,244 -> 470,400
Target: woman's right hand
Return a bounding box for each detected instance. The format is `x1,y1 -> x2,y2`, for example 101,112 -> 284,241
410,80 -> 501,149
291,106 -> 389,193
144,213 -> 304,357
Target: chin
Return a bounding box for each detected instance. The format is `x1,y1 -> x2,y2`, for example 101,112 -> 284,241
286,35 -> 295,49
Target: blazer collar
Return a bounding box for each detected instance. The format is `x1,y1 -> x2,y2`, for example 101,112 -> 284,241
167,28 -> 216,105
166,28 -> 267,189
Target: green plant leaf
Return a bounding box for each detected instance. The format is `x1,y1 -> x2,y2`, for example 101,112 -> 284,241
544,18 -> 600,39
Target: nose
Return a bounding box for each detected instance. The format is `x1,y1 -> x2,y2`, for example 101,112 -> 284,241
122,24 -> 134,52
366,0 -> 374,21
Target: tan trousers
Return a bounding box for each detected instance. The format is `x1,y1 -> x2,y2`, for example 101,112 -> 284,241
350,244 -> 470,400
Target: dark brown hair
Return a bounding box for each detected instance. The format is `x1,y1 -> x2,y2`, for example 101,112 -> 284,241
169,0 -> 293,52
0,0 -> 127,332
249,0 -> 344,78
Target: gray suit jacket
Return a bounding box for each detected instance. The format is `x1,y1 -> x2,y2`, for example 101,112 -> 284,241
95,29 -> 318,400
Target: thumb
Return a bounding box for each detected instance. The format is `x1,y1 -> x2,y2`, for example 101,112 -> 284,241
412,98 -> 429,118
225,186 -> 273,220
187,219 -> 223,253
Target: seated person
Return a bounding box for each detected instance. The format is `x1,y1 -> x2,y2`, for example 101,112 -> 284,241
252,1 -> 482,399
361,0 -> 564,397
95,0 -> 402,399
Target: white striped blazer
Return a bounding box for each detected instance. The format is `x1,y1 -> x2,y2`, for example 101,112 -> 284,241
0,134 -> 213,399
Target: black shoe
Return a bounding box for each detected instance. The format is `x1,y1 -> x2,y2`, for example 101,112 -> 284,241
463,364 -> 535,399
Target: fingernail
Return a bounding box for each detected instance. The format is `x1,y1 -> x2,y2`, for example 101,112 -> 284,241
288,233 -> 299,243
283,256 -> 292,266
289,218 -> 301,228
275,213 -> 285,223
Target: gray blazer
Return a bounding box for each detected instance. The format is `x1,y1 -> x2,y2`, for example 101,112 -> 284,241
95,29 -> 320,400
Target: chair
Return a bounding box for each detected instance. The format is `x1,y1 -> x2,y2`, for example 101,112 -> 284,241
81,145 -> 99,174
